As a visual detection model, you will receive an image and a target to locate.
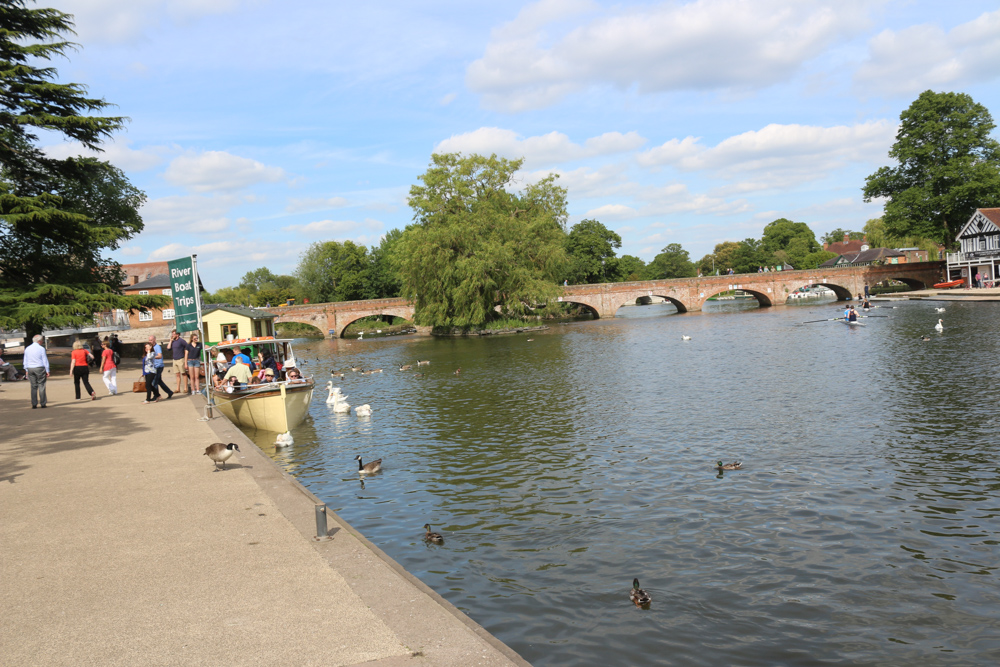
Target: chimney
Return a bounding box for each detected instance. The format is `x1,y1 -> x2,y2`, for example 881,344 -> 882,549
843,233 -> 849,244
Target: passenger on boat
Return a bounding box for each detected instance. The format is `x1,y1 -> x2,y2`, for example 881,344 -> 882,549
231,347 -> 253,368
222,359 -> 253,385
286,367 -> 306,383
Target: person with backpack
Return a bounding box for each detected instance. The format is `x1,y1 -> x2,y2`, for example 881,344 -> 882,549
100,337 -> 118,396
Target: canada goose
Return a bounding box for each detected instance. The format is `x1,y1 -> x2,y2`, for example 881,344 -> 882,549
630,578 -> 651,607
354,404 -> 372,417
275,432 -> 293,448
350,366 -> 362,372
355,455 -> 382,473
935,307 -> 946,313
681,335 -> 691,341
205,443 -> 240,469
716,460 -> 743,471
526,338 -> 534,342
416,360 -> 430,366
371,368 -> 383,373
935,319 -> 944,332
423,523 -> 444,543
399,364 -> 412,371
330,371 -> 345,379
920,335 -> 931,341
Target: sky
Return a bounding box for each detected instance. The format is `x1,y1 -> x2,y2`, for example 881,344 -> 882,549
41,0 -> 1000,290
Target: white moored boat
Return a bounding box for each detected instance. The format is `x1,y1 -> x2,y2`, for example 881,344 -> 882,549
208,338 -> 314,432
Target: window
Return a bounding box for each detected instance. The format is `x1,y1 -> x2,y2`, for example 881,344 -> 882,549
981,238 -> 987,251
138,290 -> 148,295
222,323 -> 239,339
162,288 -> 172,296
163,309 -> 175,320
138,311 -> 153,322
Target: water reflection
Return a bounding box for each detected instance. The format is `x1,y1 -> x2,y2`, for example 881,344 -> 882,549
258,300 -> 1000,666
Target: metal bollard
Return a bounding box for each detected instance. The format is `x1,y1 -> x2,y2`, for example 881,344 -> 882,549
315,504 -> 328,539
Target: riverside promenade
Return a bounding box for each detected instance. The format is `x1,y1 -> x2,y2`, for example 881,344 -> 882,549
0,371 -> 528,666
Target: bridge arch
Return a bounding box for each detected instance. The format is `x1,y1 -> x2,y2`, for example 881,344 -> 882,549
785,281 -> 853,302
556,300 -> 600,319
627,294 -> 688,313
699,287 -> 774,309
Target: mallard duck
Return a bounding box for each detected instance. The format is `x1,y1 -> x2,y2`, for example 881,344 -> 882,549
204,442 -> 240,469
630,578 -> 651,606
275,432 -> 293,448
355,455 -> 382,473
423,523 -> 444,543
716,460 -> 742,471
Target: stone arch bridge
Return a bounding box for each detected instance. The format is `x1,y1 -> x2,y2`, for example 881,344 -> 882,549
273,262 -> 944,337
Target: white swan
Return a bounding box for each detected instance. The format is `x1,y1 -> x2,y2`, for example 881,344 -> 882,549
681,335 -> 691,341
332,395 -> 351,413
935,318 -> 944,332
325,382 -> 343,404
354,404 -> 372,417
275,432 -> 294,447
935,307 -> 946,313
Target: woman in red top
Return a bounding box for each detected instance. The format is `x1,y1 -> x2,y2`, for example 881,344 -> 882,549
69,340 -> 96,400
100,338 -> 117,396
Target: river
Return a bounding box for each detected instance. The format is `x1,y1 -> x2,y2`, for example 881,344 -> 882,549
243,298 -> 1000,666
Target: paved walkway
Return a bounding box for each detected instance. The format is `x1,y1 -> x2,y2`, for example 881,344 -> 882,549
0,369 -> 528,666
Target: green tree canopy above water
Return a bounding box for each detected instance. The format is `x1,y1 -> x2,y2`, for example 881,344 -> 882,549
863,90 -> 1000,244
645,243 -> 696,279
0,1 -> 165,336
397,153 -> 568,327
564,218 -> 621,284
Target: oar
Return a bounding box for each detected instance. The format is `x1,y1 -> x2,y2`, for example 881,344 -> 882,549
803,318 -> 841,323
860,315 -> 889,318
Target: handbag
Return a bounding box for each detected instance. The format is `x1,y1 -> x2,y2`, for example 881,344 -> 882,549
133,379 -> 146,393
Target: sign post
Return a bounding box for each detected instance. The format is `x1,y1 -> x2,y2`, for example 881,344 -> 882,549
167,255 -> 213,416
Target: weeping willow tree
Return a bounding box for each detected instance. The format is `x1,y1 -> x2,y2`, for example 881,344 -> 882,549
395,153 -> 568,328
0,1 -> 167,338
862,218 -> 943,260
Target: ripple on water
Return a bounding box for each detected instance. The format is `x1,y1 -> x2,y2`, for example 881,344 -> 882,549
252,302 -> 1000,666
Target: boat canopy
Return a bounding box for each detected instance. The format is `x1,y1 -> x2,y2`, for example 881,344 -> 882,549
211,337 -> 295,350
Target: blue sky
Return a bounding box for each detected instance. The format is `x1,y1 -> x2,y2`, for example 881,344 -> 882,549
44,0 -> 1000,290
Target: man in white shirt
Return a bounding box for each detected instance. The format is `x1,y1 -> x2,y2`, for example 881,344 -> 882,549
24,334 -> 50,408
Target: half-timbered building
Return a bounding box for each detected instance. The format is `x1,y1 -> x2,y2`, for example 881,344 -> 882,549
947,208 -> 1000,286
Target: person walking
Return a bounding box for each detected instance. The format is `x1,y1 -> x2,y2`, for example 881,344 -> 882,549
168,329 -> 189,394
69,340 -> 96,401
142,342 -> 159,403
100,337 -> 117,396
864,282 -> 870,299
24,334 -> 50,409
148,334 -> 174,399
185,331 -> 204,395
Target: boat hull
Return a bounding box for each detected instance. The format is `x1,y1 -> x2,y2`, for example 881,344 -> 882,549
934,279 -> 965,289
210,381 -> 314,432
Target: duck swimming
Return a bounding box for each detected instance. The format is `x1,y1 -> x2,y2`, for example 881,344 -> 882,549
423,523 -> 444,543
717,460 -> 743,471
630,578 -> 651,607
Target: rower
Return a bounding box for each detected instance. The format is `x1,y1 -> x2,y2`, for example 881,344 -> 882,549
848,306 -> 858,322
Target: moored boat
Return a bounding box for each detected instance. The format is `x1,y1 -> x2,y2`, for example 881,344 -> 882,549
208,338 -> 314,432
933,279 -> 965,288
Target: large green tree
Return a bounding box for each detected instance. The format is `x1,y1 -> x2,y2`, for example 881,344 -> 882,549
295,240 -> 370,303
761,218 -> 831,268
863,90 -> 1000,244
564,218 -> 621,284
644,243 -> 696,279
820,228 -> 865,245
366,228 -> 403,299
397,153 -> 568,327
0,2 -> 164,336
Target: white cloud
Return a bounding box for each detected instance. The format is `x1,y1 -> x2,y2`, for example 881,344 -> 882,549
468,0 -> 872,111
59,0 -> 249,44
524,164 -> 636,199
639,121 -> 896,190
120,245 -> 144,257
440,93 -> 458,106
584,204 -> 639,220
141,194 -> 238,234
285,196 -> 350,213
42,139 -> 165,172
854,9 -> 1000,95
435,128 -> 645,167
163,151 -> 285,193
149,239 -> 301,269
282,218 -> 383,238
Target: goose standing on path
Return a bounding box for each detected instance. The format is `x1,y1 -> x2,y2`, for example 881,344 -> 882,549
935,318 -> 944,332
204,443 -> 240,469
355,455 -> 382,473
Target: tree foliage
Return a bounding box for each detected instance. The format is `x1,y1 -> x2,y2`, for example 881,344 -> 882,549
863,90 -> 1000,244
820,228 -> 865,245
366,228 -> 403,298
616,255 -> 647,282
645,243 -> 696,279
397,153 -> 568,327
564,218 -> 621,284
0,2 -> 162,335
296,240 -> 370,303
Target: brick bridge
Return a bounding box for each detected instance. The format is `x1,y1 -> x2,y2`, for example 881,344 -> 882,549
274,262 -> 944,337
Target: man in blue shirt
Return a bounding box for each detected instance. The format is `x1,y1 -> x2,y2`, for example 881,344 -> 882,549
147,334 -> 174,399
231,347 -> 252,368
23,334 -> 50,408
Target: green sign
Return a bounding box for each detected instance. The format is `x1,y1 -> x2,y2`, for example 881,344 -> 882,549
167,256 -> 200,333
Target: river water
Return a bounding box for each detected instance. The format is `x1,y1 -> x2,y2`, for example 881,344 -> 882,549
245,298 -> 1000,666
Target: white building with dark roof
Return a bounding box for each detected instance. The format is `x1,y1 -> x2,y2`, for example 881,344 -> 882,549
946,208 -> 1000,286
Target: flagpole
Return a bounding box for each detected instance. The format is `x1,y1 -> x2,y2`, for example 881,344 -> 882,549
191,254 -> 213,416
